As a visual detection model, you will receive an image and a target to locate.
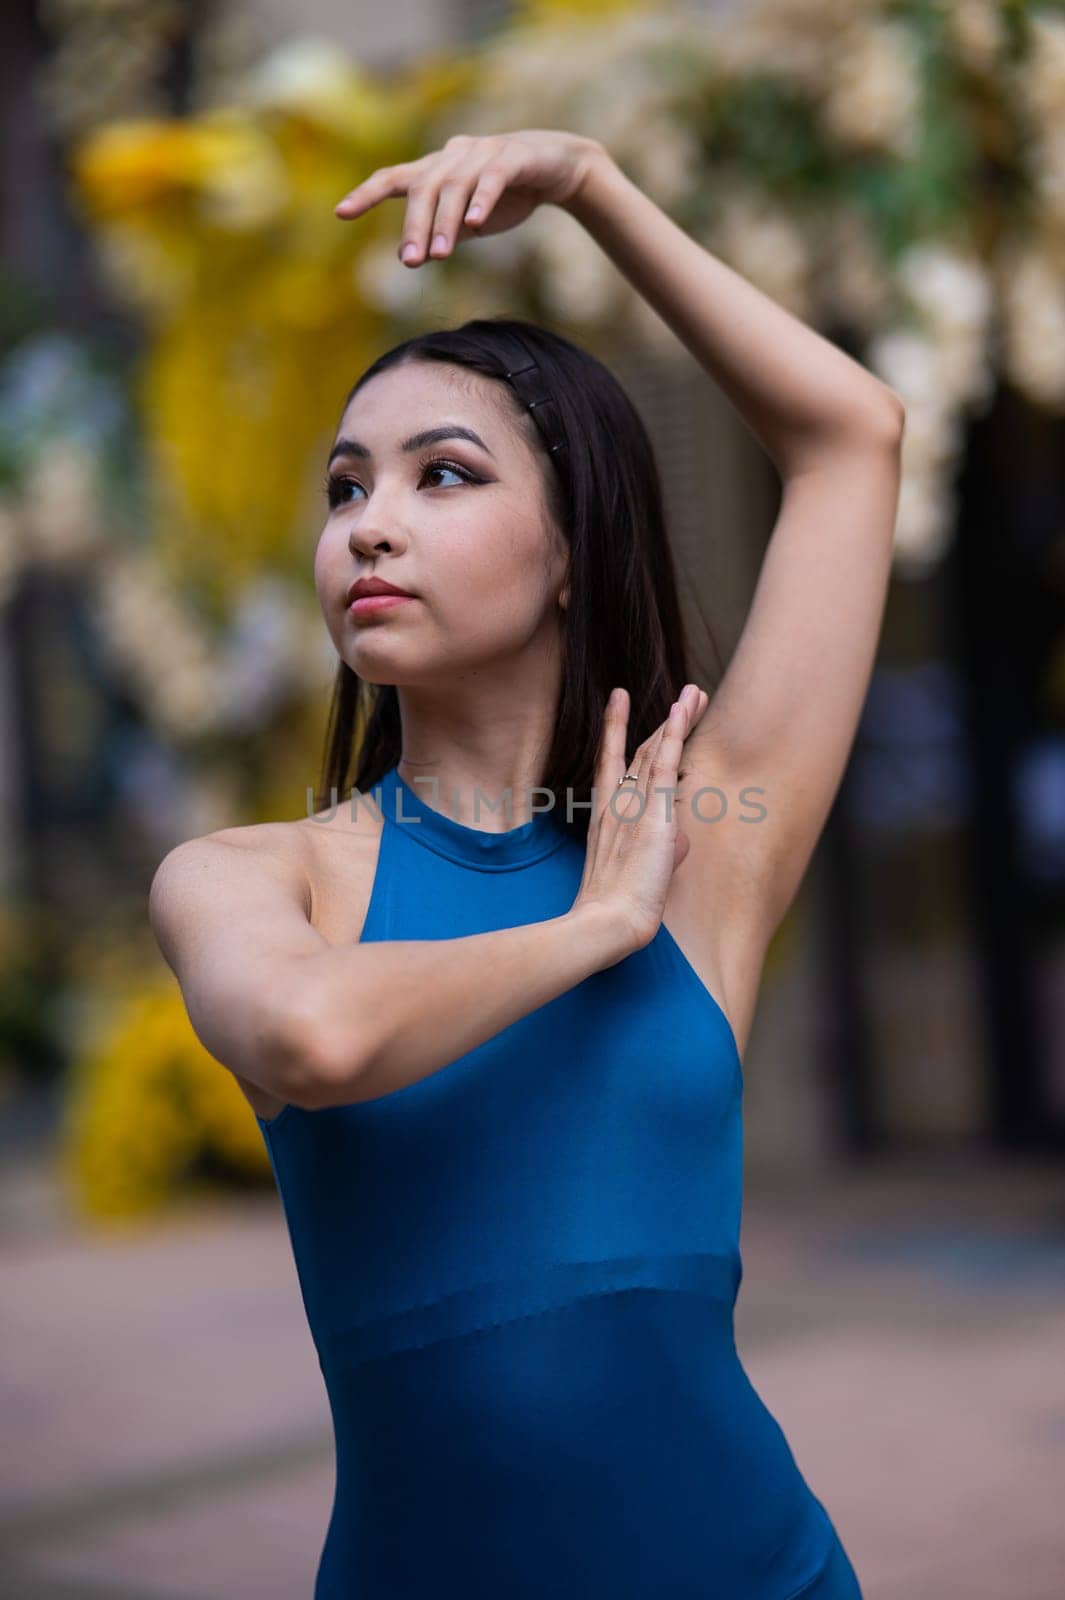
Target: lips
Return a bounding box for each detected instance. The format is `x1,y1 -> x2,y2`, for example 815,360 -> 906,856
346,579 -> 417,611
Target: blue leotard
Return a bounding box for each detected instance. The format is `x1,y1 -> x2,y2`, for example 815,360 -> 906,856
256,763 -> 863,1598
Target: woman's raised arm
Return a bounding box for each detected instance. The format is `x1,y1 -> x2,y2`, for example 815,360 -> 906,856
564,145 -> 906,939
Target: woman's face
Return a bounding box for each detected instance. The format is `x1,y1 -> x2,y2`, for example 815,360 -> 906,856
315,360 -> 569,689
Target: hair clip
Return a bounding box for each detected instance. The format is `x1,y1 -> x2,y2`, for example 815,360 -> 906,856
503,359 -> 568,456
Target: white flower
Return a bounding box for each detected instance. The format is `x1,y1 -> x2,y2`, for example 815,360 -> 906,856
864,327 -> 971,575
89,551 -> 219,737
213,575 -> 308,727
625,117 -> 701,212
474,34 -> 586,111
195,123 -> 288,231
1032,125 -> 1065,220
947,0 -> 1007,73
22,448 -> 105,567
821,20 -> 921,158
897,244 -> 993,340
867,328 -> 941,407
707,193 -> 812,320
531,208 -> 618,325
895,244 -> 996,407
94,223 -> 192,317
712,0 -> 881,96
154,664 -> 220,737
353,241 -> 429,317
241,35 -> 358,115
1022,14 -> 1065,122
892,472 -> 955,577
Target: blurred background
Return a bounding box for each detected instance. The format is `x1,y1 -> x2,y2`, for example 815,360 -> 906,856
1,0 -> 1063,1595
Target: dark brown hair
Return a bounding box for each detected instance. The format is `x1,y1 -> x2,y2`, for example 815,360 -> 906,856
314,315 -> 696,841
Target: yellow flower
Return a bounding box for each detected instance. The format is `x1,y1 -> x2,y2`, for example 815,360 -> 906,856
243,39 -> 413,150
69,113 -> 287,227
516,0 -> 644,21
61,974 -> 271,1223
67,71 -> 426,596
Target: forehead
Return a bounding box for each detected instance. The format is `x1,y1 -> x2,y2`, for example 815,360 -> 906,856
335,361 -> 525,455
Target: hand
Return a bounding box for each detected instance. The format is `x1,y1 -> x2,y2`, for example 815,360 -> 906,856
333,130 -> 607,266
573,684 -> 710,953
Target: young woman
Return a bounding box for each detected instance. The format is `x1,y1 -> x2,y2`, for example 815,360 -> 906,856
151,129 -> 904,1597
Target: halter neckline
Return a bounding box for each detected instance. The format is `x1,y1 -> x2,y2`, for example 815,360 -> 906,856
374,764 -> 568,872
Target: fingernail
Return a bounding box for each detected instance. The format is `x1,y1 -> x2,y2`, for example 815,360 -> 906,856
402,242 -> 418,262
466,204 -> 482,222
431,233 -> 447,254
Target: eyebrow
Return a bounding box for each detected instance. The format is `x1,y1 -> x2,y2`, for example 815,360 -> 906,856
327,424 -> 495,467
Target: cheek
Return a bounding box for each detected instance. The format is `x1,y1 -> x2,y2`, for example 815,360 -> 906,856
442,516 -> 555,625
313,524 -> 343,595
312,527 -> 349,643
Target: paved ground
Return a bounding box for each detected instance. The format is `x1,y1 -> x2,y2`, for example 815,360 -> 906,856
1,1143 -> 1063,1598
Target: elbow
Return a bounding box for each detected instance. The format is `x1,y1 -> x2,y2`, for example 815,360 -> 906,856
788,390 -> 906,475
270,1002 -> 370,1112
868,388 -> 906,447
836,386 -> 906,453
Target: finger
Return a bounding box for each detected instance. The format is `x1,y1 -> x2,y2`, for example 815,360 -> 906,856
395,171 -> 447,265
630,695 -> 681,799
639,693 -> 698,824
677,686 -> 709,780
594,687 -> 630,825
462,158 -> 511,229
609,685 -> 702,829
334,163 -> 413,219
620,693 -> 671,828
614,702 -> 660,828
645,701 -> 689,825
427,173 -> 480,258
658,685 -> 706,752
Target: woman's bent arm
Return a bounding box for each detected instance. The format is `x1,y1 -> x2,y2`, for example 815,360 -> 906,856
290,904 -> 629,1108
150,829 -> 632,1112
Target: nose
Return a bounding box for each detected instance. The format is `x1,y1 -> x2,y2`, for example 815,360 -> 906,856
348,520 -> 406,559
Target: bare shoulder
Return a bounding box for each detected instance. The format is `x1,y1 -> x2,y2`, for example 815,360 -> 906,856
146,821 -> 319,1125
183,791 -> 382,872
153,789 -> 384,938
151,818 -> 314,922
149,797 -> 385,1125
203,814 -> 314,857
231,798 -> 386,1119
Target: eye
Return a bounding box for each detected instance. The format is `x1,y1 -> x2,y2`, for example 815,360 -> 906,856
322,457 -> 480,509
421,460 -> 469,488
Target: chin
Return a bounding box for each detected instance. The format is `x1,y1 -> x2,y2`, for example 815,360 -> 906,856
343,653 -> 430,689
